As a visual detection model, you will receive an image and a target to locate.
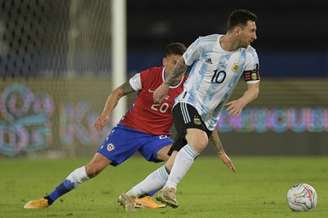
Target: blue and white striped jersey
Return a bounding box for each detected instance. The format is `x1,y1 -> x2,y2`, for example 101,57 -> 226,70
175,34 -> 260,131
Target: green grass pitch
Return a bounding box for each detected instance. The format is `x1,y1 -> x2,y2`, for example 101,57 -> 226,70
1,156 -> 327,218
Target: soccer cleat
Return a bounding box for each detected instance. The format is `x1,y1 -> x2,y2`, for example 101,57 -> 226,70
135,196 -> 166,209
24,198 -> 49,209
117,193 -> 137,211
156,187 -> 178,208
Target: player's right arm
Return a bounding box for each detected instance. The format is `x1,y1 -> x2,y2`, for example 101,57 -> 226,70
153,37 -> 202,103
94,82 -> 135,131
153,57 -> 187,103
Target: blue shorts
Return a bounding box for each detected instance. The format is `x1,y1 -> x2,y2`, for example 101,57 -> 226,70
97,124 -> 173,166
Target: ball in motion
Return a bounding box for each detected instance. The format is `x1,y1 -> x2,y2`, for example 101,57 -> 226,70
287,183 -> 317,212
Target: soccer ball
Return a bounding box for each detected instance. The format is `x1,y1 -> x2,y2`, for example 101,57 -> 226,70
287,183 -> 317,212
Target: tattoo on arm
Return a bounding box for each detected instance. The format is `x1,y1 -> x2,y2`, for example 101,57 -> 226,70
164,58 -> 187,86
119,82 -> 135,96
211,130 -> 224,154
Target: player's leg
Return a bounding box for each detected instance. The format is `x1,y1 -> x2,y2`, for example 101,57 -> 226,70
119,136 -> 172,208
45,152 -> 111,203
122,151 -> 177,209
155,144 -> 171,161
157,130 -> 207,208
23,152 -> 111,209
165,128 -> 208,188
125,135 -> 185,198
157,103 -> 211,207
24,124 -> 139,209
125,150 -> 177,198
85,152 -> 111,178
133,145 -> 171,197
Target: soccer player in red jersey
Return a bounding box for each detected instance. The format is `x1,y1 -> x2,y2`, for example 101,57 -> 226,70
23,42 -> 186,209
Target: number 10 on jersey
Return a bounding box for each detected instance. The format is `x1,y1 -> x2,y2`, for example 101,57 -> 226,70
211,70 -> 226,83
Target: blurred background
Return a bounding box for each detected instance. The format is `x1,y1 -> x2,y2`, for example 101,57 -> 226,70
0,0 -> 327,158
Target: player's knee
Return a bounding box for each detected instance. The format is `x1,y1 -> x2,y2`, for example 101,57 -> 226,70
186,132 -> 208,152
85,162 -> 105,178
194,137 -> 208,152
157,152 -> 170,162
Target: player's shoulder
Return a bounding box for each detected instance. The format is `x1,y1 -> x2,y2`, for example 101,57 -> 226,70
192,34 -> 220,53
140,66 -> 163,76
139,66 -> 163,84
245,46 -> 259,61
196,34 -> 220,45
198,34 -> 220,41
145,66 -> 163,73
245,46 -> 258,57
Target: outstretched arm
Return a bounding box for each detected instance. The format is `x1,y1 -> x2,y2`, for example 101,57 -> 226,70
226,82 -> 260,116
210,130 -> 236,173
94,82 -> 135,131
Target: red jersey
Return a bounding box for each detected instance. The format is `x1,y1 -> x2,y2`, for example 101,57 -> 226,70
120,66 -> 185,135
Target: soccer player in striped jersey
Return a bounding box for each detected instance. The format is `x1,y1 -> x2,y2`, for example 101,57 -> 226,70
125,9 -> 260,208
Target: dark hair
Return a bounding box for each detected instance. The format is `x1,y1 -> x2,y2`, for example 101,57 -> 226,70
227,9 -> 257,31
164,42 -> 187,57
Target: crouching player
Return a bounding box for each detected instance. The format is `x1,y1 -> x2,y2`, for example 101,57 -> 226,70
24,42 -> 187,210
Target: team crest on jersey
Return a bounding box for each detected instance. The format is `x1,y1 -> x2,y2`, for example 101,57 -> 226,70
231,63 -> 239,72
193,115 -> 202,125
159,135 -> 168,139
106,143 -> 115,152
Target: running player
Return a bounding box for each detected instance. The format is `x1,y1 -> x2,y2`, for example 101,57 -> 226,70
127,9 -> 260,208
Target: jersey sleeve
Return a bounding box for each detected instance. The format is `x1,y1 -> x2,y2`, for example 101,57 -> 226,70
243,48 -> 260,84
132,67 -> 158,90
129,73 -> 142,91
183,37 -> 203,66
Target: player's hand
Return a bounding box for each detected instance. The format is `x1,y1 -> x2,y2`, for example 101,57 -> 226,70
153,83 -> 170,104
225,99 -> 246,116
94,113 -> 110,131
218,151 -> 236,173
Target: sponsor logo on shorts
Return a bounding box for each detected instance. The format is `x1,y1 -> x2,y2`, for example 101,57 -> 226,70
106,143 -> 115,152
193,115 -> 201,125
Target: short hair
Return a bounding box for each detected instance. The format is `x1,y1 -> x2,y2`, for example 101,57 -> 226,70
164,42 -> 187,57
227,9 -> 257,31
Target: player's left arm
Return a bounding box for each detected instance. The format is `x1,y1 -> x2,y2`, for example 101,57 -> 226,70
210,130 -> 236,173
226,82 -> 259,116
226,49 -> 260,116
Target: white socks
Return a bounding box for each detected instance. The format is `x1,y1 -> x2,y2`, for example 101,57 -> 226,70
126,165 -> 169,197
164,144 -> 199,189
66,166 -> 90,188
125,144 -> 199,196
